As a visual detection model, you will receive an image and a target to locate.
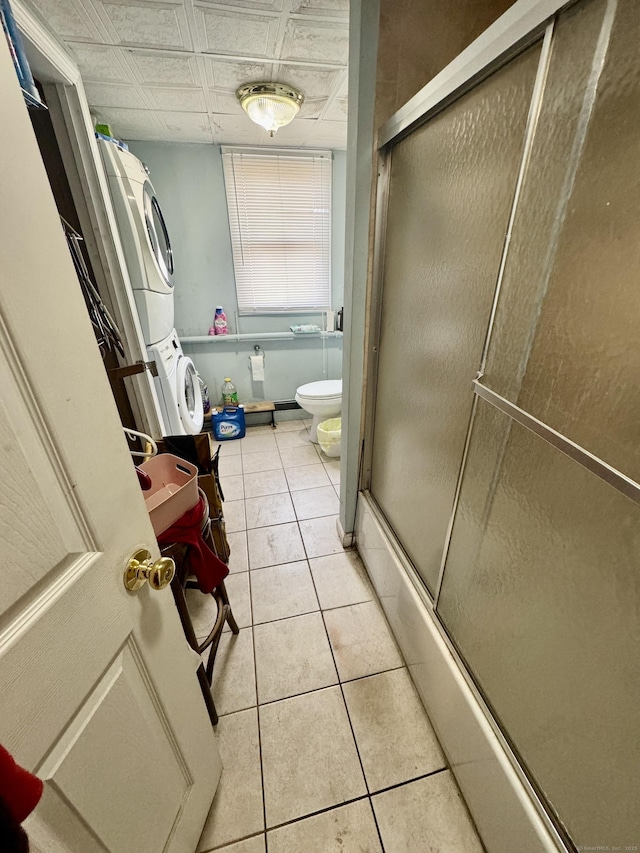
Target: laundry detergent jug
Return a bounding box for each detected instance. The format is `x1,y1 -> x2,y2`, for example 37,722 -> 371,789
212,406 -> 246,441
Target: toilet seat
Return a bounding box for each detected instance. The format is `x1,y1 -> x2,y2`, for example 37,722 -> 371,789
296,379 -> 342,400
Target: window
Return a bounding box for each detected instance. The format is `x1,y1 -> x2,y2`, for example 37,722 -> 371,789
222,147 -> 332,314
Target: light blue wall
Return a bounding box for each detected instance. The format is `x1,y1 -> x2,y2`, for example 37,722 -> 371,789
127,140 -> 345,406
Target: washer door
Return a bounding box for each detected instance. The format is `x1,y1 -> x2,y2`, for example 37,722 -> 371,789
176,356 -> 204,434
143,181 -> 174,288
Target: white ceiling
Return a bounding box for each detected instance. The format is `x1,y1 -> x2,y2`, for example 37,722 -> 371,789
27,0 -> 349,148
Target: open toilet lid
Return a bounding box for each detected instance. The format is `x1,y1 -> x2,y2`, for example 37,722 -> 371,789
296,379 -> 342,399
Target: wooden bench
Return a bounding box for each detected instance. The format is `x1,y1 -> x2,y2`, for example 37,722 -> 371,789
242,400 -> 276,428
205,401 -> 276,429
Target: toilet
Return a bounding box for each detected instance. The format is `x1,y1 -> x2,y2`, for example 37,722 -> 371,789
295,380 -> 342,443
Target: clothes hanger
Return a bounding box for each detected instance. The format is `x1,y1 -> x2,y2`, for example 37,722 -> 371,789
123,428 -> 158,491
123,427 -> 158,459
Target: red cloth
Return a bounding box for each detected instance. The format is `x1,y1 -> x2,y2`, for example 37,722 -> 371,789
157,495 -> 229,593
0,745 -> 43,823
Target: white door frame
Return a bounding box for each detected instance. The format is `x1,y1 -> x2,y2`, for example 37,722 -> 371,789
13,0 -> 165,439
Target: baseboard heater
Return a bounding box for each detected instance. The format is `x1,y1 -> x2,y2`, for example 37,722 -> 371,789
274,400 -> 301,411
242,399 -> 301,429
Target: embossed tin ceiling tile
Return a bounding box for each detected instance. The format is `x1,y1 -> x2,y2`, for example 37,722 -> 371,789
67,43 -> 134,83
204,58 -> 271,90
144,87 -> 208,113
281,20 -> 348,64
31,0 -> 104,41
161,128 -> 214,143
298,98 -> 326,119
335,71 -> 348,98
323,98 -> 347,121
99,0 -> 192,50
84,81 -> 148,109
291,0 -> 349,19
210,113 -> 267,145
277,65 -> 342,99
194,0 -> 284,11
307,119 -> 347,150
194,6 -> 279,57
127,51 -> 200,87
211,89 -> 241,114
262,117 -> 317,144
158,110 -> 211,135
92,105 -> 164,138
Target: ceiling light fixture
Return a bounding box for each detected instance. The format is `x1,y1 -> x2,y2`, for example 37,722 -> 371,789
236,83 -> 304,137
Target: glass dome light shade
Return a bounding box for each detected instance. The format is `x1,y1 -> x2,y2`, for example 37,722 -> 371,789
237,83 -> 304,137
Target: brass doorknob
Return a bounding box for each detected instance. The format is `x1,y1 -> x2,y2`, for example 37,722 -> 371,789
124,549 -> 175,592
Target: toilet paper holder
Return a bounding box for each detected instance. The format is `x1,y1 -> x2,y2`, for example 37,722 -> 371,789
249,345 -> 266,381
249,344 -> 266,364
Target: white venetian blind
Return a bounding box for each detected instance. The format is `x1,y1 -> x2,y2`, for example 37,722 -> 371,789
222,147 -> 332,314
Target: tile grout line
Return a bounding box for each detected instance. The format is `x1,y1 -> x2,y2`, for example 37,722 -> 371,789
221,589 -> 383,634
311,567 -> 388,853
213,662 -> 406,720
300,527 -> 374,785
213,427 -> 375,848
261,454 -> 366,843
261,421 -> 304,852
204,829 -> 265,853
236,503 -> 268,843
248,551 -> 268,848
218,432 -> 271,848
368,795 -> 387,853
258,426 -> 286,852
261,793 -> 377,839
296,477 -> 409,853
244,601 -> 335,629
370,766 -> 450,799
244,503 -> 338,530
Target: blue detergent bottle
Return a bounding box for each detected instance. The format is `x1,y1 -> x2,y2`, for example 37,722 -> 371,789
212,406 -> 245,441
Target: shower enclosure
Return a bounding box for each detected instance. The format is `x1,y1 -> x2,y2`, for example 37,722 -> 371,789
359,0 -> 640,848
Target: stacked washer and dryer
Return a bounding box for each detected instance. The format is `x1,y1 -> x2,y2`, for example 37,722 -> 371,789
98,138 -> 203,436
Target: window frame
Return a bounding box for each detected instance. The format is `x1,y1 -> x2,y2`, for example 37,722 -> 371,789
222,146 -> 333,316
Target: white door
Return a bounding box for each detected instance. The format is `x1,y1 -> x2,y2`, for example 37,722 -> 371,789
0,38 -> 221,853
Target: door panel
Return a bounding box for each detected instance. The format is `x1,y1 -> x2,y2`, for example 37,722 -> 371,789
27,787 -> 107,853
370,44 -> 541,593
435,0 -> 640,846
0,394 -> 70,609
0,34 -> 220,853
483,0 -> 640,481
437,397 -> 640,844
43,643 -> 190,852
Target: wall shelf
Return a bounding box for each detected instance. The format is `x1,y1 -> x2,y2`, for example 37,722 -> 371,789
181,331 -> 343,344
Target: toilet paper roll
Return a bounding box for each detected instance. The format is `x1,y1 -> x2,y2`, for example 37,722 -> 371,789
250,354 -> 265,382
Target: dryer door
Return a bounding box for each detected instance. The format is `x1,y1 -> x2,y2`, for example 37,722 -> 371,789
176,356 -> 204,434
143,181 -> 174,287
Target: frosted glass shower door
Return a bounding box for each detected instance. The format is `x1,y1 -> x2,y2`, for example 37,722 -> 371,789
482,0 -> 640,481
369,45 -> 541,594
436,0 -> 640,845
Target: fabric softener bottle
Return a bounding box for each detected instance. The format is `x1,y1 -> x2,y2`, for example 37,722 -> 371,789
214,306 -> 228,335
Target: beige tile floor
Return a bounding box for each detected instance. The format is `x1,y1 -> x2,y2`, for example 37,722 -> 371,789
188,421 -> 485,853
